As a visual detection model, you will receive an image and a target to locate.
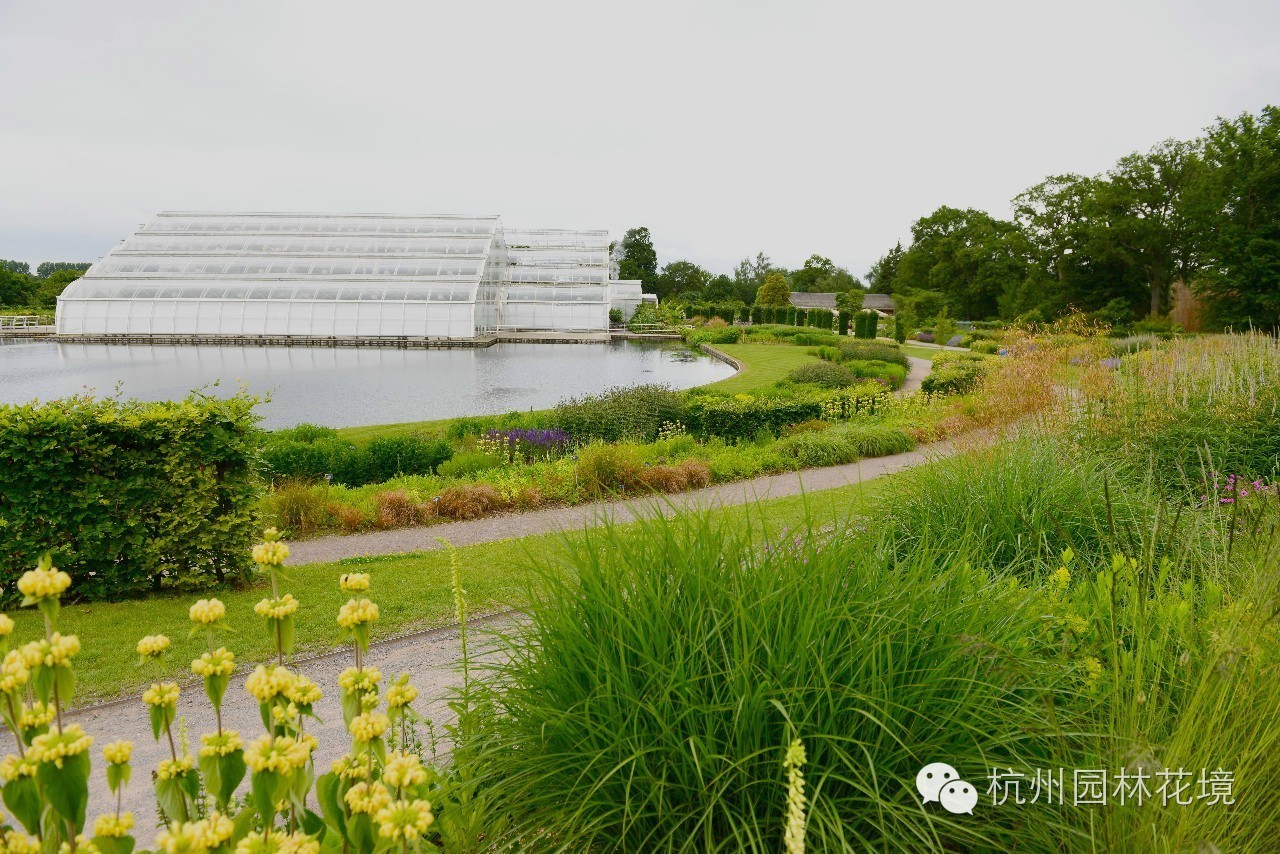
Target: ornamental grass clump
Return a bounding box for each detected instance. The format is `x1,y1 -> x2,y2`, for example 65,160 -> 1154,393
0,533 -> 433,853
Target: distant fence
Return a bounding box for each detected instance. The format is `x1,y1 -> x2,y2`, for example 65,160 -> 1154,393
0,315 -> 54,329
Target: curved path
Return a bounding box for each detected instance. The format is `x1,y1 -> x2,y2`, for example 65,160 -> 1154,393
287,355 -> 937,566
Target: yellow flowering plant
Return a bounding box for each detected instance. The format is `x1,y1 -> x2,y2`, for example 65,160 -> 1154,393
0,532 -> 439,854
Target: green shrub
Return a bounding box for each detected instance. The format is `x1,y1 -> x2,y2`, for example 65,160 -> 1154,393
774,429 -> 860,467
273,422 -> 338,443
261,438 -> 332,482
789,331 -> 840,347
363,435 -> 452,481
838,423 -> 916,456
554,385 -> 687,444
575,442 -> 644,495
685,395 -> 824,441
836,340 -> 910,369
437,451 -> 503,479
970,339 -> 1000,354
686,326 -> 743,345
844,359 -> 907,389
920,355 -> 986,395
787,361 -> 859,388
0,393 -> 262,601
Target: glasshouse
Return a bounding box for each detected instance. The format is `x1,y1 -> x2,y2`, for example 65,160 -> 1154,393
56,212 -> 643,339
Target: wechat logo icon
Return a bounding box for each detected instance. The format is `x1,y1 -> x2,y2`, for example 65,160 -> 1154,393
917,762 -> 978,815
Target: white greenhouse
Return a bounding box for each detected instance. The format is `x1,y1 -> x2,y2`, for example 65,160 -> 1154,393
57,212 -> 646,340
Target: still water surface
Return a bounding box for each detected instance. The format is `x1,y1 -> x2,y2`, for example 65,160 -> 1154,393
0,339 -> 733,429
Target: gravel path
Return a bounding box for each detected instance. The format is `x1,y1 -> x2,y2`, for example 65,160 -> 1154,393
287,355 -> 940,566
50,614 -> 513,830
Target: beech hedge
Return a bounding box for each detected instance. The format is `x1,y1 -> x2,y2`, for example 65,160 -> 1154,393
0,392 -> 263,602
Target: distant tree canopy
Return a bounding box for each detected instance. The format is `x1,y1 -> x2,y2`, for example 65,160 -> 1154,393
754,271 -> 792,307
616,227 -> 658,288
36,261 -> 91,278
790,254 -> 863,294
0,260 -> 89,309
872,104 -> 1280,330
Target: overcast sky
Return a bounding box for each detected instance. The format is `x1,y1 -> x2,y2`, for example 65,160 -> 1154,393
2,0 -> 1278,279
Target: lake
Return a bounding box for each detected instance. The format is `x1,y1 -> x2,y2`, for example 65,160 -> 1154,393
0,338 -> 734,428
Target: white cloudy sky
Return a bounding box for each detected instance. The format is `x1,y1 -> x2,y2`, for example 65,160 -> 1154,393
2,0 -> 1278,278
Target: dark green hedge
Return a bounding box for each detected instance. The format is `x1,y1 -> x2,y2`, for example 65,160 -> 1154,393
261,427 -> 453,486
0,393 -> 263,602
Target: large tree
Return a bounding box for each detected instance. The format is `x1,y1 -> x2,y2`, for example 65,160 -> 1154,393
866,243 -> 903,293
732,252 -> 776,303
653,260 -> 712,302
1091,139 -> 1204,317
617,227 -> 659,287
790,254 -> 862,293
1193,106 -> 1280,330
754,271 -> 791,307
894,206 -> 1032,320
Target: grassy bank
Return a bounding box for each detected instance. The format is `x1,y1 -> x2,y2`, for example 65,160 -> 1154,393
30,477 -> 888,706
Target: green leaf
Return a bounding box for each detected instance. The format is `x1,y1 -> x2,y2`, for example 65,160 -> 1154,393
204,673 -> 231,710
251,769 -> 287,823
54,666 -> 75,707
37,750 -> 90,832
279,615 -> 296,655
315,772 -> 349,842
348,812 -> 376,854
341,691 -> 361,728
196,749 -> 246,809
230,806 -> 256,845
2,775 -> 43,834
154,775 -> 190,824
106,762 -> 131,794
91,835 -> 136,854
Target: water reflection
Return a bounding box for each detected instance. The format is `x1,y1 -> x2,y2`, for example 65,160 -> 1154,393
0,339 -> 733,428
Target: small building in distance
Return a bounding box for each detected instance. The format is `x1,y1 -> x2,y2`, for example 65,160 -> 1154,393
787,292 -> 896,316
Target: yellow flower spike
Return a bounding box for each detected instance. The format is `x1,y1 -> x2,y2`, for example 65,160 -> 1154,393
199,730 -> 243,758
0,650 -> 30,692
244,735 -> 312,774
339,573 -> 371,592
375,798 -> 435,842
348,711 -> 389,743
17,555 -> 72,602
142,682 -> 180,709
0,828 -> 40,853
382,751 -> 427,790
102,740 -> 134,765
28,724 -> 93,769
156,756 -> 195,780
0,614 -> 13,637
254,594 -> 300,620
343,781 -> 392,816
136,634 -> 172,659
23,633 -> 80,668
188,598 -> 226,625
93,813 -> 135,838
338,666 -> 381,695
191,647 -> 236,678
285,674 -> 322,707
336,598 -> 379,629
0,753 -> 39,781
19,701 -> 56,730
252,540 -> 290,567
245,664 -> 296,703
386,674 -> 418,709
331,751 -> 373,781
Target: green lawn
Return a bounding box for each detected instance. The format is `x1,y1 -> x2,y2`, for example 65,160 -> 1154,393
699,343 -> 827,393
27,477 -> 891,707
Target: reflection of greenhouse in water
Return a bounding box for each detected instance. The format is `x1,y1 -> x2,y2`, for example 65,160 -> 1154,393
57,213 -> 650,339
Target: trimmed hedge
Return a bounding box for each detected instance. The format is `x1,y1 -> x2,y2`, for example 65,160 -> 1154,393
554,385 -> 687,444
262,428 -> 453,486
0,393 -> 263,602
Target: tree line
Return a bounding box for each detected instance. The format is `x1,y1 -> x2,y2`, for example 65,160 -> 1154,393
869,105 -> 1279,330
0,261 -> 90,310
614,104 -> 1277,332
614,227 -> 865,308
